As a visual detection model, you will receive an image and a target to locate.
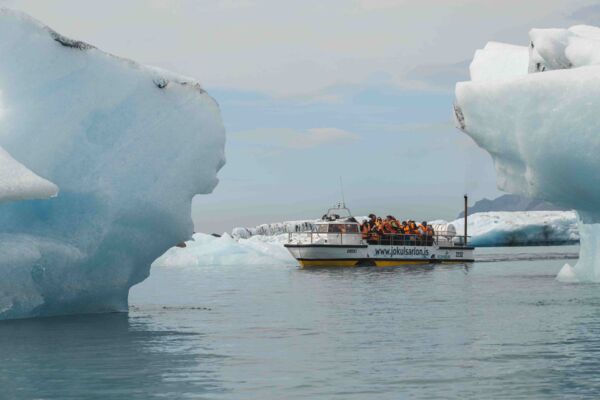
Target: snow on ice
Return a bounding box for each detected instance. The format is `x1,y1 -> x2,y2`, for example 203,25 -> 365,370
455,25 -> 600,282
0,9 -> 225,319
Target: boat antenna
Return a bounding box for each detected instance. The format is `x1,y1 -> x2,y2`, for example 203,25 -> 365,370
339,176 -> 346,208
464,194 -> 468,245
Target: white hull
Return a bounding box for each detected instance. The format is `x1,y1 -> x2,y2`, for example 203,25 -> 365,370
285,243 -> 474,268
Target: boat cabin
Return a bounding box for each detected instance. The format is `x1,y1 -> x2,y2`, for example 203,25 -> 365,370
313,205 -> 363,245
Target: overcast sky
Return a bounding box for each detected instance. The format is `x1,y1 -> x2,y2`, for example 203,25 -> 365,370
1,0 -> 598,232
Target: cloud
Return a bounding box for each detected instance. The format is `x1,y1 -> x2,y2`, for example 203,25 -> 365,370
570,3 -> 600,25
3,0 -> 585,97
233,127 -> 359,149
403,60 -> 471,91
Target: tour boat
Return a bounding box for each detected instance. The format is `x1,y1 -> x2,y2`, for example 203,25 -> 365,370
284,203 -> 474,268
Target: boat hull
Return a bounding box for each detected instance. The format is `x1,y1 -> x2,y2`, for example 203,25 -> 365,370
285,243 -> 474,268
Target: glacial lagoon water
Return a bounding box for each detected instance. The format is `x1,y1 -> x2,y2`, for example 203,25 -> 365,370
5,245 -> 600,399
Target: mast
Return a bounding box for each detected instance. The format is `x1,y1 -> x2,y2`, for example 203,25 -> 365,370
464,194 -> 468,245
339,176 -> 346,208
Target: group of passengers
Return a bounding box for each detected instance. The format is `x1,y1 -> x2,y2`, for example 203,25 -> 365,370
360,214 -> 435,246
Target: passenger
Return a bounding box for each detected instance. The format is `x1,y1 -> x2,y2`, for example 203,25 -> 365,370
378,216 -> 393,244
398,221 -> 408,245
407,220 -> 419,244
377,218 -> 388,240
402,221 -> 410,234
382,216 -> 395,233
375,217 -> 384,233
389,216 -> 401,232
427,224 -> 435,246
370,217 -> 383,244
418,221 -> 428,245
387,216 -> 402,244
409,220 -> 419,234
418,221 -> 427,236
361,221 -> 371,240
368,213 -> 377,225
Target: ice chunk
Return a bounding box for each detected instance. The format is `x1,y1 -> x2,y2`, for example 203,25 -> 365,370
557,219 -> 600,282
470,42 -> 529,82
0,9 -> 225,319
529,26 -> 600,72
0,146 -> 58,201
153,233 -> 296,268
455,24 -> 600,281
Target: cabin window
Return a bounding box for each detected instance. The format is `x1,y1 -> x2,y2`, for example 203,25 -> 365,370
344,224 -> 359,233
328,224 -> 342,233
317,225 -> 328,233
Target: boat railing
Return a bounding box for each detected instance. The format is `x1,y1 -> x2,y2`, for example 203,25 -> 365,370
287,231 -> 471,247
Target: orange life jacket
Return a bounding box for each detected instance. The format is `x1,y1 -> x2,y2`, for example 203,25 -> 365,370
409,222 -> 418,234
361,223 -> 370,238
382,221 -> 395,234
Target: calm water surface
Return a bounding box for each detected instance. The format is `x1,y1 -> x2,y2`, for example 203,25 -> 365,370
4,246 -> 600,399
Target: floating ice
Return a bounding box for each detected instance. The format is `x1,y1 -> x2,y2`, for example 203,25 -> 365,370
232,220 -> 319,239
439,211 -> 578,247
0,9 -> 225,319
455,25 -> 600,281
153,233 -> 296,268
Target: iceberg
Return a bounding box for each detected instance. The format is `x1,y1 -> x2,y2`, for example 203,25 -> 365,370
153,233 -> 296,268
454,25 -> 600,281
440,211 -> 578,247
0,9 -> 225,319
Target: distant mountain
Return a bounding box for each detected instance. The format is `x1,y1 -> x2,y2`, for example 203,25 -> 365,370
458,194 -> 568,218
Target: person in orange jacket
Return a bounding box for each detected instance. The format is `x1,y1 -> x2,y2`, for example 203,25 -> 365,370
389,216 -> 401,233
402,221 -> 410,234
382,216 -> 396,234
361,220 -> 371,240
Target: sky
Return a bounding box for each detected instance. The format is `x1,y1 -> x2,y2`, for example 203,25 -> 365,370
2,0 -> 599,233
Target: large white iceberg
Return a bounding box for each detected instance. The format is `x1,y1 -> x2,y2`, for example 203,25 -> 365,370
0,9 -> 225,319
454,25 -> 600,282
441,211 -> 578,247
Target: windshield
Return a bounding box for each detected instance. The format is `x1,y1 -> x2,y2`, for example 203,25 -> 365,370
328,224 -> 359,233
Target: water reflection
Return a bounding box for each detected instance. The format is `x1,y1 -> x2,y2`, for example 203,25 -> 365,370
0,313 -> 227,400
298,263 -> 472,277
